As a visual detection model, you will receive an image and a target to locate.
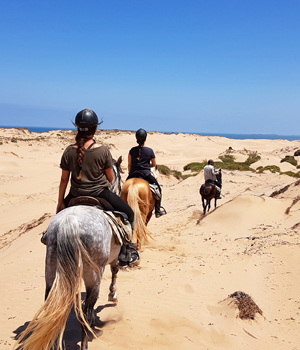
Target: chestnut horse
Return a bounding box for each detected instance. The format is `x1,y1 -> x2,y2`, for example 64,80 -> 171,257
121,178 -> 154,250
199,169 -> 222,215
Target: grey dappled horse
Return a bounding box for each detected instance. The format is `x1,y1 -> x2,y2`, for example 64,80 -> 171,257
15,157 -> 123,350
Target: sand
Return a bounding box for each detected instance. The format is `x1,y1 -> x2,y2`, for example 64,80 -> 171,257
0,127 -> 300,349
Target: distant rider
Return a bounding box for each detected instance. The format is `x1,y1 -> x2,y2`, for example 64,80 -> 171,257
127,128 -> 166,218
203,159 -> 221,198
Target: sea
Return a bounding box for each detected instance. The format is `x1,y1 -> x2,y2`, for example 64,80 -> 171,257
0,125 -> 299,141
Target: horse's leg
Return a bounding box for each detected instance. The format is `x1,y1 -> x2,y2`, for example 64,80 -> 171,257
215,197 -> 217,208
145,211 -> 152,226
108,258 -> 119,302
81,268 -> 102,350
202,197 -> 206,214
207,199 -> 211,212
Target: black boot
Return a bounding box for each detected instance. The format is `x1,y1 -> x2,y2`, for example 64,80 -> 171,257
118,243 -> 140,267
155,199 -> 167,218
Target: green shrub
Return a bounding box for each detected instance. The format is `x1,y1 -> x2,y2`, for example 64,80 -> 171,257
281,171 -> 300,178
183,162 -> 206,172
157,165 -> 184,179
256,165 -> 281,173
11,138 -> 17,143
245,155 -> 261,165
172,170 -> 182,180
294,150 -> 300,156
182,173 -> 198,180
157,165 -> 171,176
219,154 -> 235,163
280,155 -> 297,166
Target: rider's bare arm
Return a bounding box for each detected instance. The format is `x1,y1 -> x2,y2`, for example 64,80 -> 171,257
105,167 -> 113,182
150,157 -> 156,168
57,169 -> 70,213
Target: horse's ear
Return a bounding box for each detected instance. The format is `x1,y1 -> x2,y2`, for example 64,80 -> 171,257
116,156 -> 124,173
117,156 -> 123,165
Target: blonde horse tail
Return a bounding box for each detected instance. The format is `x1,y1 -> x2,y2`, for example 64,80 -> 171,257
127,184 -> 152,244
14,215 -> 98,350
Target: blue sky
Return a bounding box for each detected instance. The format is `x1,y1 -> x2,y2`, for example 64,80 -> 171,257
0,0 -> 299,134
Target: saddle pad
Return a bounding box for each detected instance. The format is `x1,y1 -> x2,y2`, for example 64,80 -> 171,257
149,184 -> 161,200
103,211 -> 132,245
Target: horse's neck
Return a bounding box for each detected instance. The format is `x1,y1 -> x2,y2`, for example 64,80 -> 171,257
109,164 -> 121,196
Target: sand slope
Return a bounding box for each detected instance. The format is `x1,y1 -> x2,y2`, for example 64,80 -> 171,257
0,128 -> 300,349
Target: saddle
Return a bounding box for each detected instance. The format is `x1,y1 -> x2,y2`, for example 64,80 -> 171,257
129,172 -> 161,200
41,196 -> 131,246
68,196 -> 115,211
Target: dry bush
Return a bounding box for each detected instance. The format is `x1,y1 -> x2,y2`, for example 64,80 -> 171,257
228,291 -> 263,320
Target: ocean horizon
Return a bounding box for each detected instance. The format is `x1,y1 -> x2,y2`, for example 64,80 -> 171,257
1,125 -> 300,141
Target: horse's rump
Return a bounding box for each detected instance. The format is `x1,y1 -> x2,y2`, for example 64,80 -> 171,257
121,178 -> 154,244
200,183 -> 215,197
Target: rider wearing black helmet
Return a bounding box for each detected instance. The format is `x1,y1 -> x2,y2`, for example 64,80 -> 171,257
127,128 -> 166,218
56,109 -> 139,265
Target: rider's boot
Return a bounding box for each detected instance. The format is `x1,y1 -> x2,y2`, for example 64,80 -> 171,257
118,222 -> 140,267
155,199 -> 167,218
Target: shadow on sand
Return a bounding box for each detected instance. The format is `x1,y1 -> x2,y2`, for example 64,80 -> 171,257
13,292 -> 119,349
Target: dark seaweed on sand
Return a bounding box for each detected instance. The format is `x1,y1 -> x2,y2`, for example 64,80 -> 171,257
229,291 -> 263,320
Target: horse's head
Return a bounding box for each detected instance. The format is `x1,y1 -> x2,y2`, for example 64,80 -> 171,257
109,156 -> 124,196
216,169 -> 222,184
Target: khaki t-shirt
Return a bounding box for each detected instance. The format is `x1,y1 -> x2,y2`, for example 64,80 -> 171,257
60,145 -> 113,197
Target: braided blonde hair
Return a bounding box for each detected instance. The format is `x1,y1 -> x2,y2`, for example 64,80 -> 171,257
75,126 -> 96,180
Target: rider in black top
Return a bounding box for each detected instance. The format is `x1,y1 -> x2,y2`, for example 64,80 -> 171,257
127,128 -> 166,218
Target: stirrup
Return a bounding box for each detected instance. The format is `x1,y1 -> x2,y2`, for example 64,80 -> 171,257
155,206 -> 167,218
118,243 -> 140,267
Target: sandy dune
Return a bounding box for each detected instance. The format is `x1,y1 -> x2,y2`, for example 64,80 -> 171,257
0,128 -> 300,349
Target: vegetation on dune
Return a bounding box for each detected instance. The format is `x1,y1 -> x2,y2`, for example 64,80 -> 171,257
183,155 -> 261,173
280,155 -> 297,166
294,149 -> 300,156
183,162 -> 206,172
256,165 -> 281,173
157,164 -> 198,180
281,171 -> 300,178
157,165 -> 171,176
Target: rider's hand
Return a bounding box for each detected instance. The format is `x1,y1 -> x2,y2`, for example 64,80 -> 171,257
56,201 -> 65,213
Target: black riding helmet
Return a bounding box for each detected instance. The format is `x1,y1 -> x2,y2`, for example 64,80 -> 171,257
136,128 -> 147,144
74,109 -> 99,131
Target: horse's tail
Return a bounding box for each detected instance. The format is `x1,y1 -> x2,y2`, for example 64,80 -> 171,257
127,184 -> 152,244
15,215 -> 98,350
200,184 -> 207,196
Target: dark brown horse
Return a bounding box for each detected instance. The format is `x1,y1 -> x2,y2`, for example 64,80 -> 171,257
199,169 -> 222,214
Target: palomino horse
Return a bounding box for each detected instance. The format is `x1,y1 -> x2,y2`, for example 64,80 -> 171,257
199,169 -> 222,215
121,178 -> 154,250
15,158 -> 123,350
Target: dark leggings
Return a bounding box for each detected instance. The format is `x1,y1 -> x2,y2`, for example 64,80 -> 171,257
64,189 -> 134,224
